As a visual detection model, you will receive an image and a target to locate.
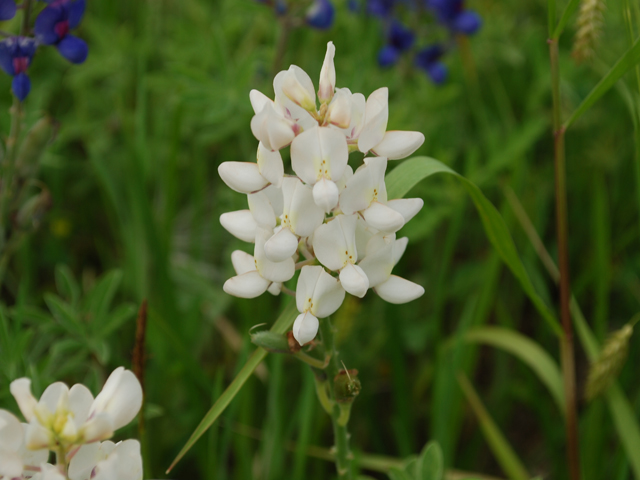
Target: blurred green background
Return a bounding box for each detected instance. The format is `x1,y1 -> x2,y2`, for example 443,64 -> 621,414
1,0 -> 640,478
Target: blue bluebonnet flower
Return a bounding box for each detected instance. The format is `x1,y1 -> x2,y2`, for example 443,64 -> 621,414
306,0 -> 335,29
367,0 -> 396,17
0,37 -> 37,101
34,0 -> 88,64
426,0 -> 481,35
0,0 -> 16,21
415,44 -> 447,84
378,21 -> 415,67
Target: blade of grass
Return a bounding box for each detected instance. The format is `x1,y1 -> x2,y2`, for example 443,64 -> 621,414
551,0 -> 581,40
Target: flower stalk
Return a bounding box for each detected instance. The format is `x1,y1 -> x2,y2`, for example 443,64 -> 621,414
318,316 -> 354,480
548,37 -> 580,480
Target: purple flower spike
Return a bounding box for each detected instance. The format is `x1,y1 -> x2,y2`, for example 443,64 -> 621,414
0,0 -> 16,21
426,0 -> 482,36
415,44 -> 447,85
0,37 -> 37,101
378,45 -> 400,67
453,10 -> 481,34
306,0 -> 335,29
35,0 -> 88,63
367,0 -> 395,17
388,21 -> 415,51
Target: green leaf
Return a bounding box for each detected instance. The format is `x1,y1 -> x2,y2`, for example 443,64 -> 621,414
84,270 -> 123,323
551,0 -> 581,39
417,442 -> 444,480
565,35 -> 640,129
97,303 -> 137,337
464,327 -> 565,413
44,294 -> 84,337
385,157 -> 562,336
388,467 -> 413,480
166,301 -> 297,473
457,373 -> 529,480
55,264 -> 80,307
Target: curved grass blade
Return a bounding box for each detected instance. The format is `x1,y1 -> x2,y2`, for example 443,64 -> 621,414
464,327 -> 565,414
385,156 -> 562,336
552,0 -> 581,40
565,35 -> 640,129
166,301 -> 297,473
456,373 -> 529,480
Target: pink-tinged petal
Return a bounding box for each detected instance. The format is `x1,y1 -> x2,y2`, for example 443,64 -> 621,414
362,202 -> 405,233
69,384 -> 93,429
358,87 -> 388,153
386,198 -> 424,224
291,126 -> 348,184
292,312 -> 319,346
18,424 -> 48,468
250,102 -> 295,151
80,413 -> 113,443
264,227 -> 298,262
220,210 -> 257,243
313,215 -> 357,271
273,71 -> 318,130
257,142 -> 284,188
371,130 -> 425,160
255,228 -> 295,283
346,92 -> 366,139
296,266 -> 322,313
0,450 -> 22,478
375,275 -> 424,304
392,236 -> 409,265
318,41 -> 336,103
312,177 -> 339,212
339,263 -> 369,298
286,179 -> 325,237
218,162 -> 269,194
248,191 -> 277,228
68,442 -> 101,480
249,89 -> 271,115
230,250 -> 256,275
281,65 -> 316,112
327,88 -> 351,128
10,378 -> 38,422
311,270 -> 345,318
0,409 -> 23,452
92,439 -> 143,480
224,272 -> 270,298
25,419 -> 51,449
90,368 -> 142,432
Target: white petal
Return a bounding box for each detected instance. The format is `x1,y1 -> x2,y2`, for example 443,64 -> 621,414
358,87 -> 388,153
39,463 -> 67,480
220,210 -> 257,243
392,237 -> 409,265
230,250 -> 256,275
313,214 -> 358,271
339,263 -> 369,298
285,179 -> 325,237
386,198 -> 424,224
80,413 -> 113,443
358,238 -> 394,288
263,184 -> 284,217
375,275 -> 424,304
257,142 -> 284,187
25,419 -> 51,449
267,282 -> 282,296
10,378 -> 38,422
0,410 -> 23,452
371,130 -> 425,160
346,92 -> 366,140
248,191 -> 277,228
93,440 -> 143,480
273,71 -> 317,130
249,89 -> 271,115
355,216 -> 377,261
39,382 -> 69,415
250,101 -> 296,151
0,449 -> 22,478
68,443 -> 101,480
264,227 -> 298,262
362,202 -> 405,233
311,270 -> 346,318
223,271 -> 270,298
312,178 -> 339,212
292,312 -> 319,346
18,424 -> 48,472
296,265 -> 324,314
291,126 -> 348,184
318,41 -> 336,103
90,368 -> 142,432
335,164 -> 353,191
339,156 -> 387,214
218,162 -> 269,194
69,384 -> 94,429
281,65 -> 316,112
255,228 -> 295,282
327,88 -> 351,128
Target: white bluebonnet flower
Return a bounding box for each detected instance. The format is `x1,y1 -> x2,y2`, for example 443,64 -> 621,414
219,41 -> 426,345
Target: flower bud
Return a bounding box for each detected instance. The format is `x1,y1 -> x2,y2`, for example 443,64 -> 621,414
318,41 -> 336,103
281,66 -> 317,112
333,369 -> 361,403
250,330 -> 291,354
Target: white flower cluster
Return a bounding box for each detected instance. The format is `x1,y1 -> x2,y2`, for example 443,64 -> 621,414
219,42 -> 425,346
0,367 -> 143,480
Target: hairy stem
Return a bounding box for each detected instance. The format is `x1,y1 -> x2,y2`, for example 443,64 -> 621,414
548,37 -> 580,480
318,317 -> 353,480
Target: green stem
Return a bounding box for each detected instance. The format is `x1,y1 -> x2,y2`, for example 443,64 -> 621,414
548,38 -> 580,480
318,317 -> 353,480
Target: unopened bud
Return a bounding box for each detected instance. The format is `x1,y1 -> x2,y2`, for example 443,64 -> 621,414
16,116 -> 56,179
250,329 -> 291,354
333,368 -> 361,404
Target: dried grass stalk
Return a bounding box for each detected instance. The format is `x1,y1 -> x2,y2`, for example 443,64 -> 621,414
585,323 -> 633,401
572,0 -> 607,63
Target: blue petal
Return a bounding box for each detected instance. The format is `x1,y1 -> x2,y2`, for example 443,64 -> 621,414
306,0 -> 334,29
69,0 -> 85,29
414,44 -> 444,70
388,21 -> 415,51
367,0 -> 395,17
34,5 -> 64,45
378,45 -> 399,67
0,39 -> 15,75
12,72 -> 30,101
0,0 -> 16,21
453,10 -> 481,34
57,34 -> 87,63
17,37 -> 38,59
426,62 -> 447,84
